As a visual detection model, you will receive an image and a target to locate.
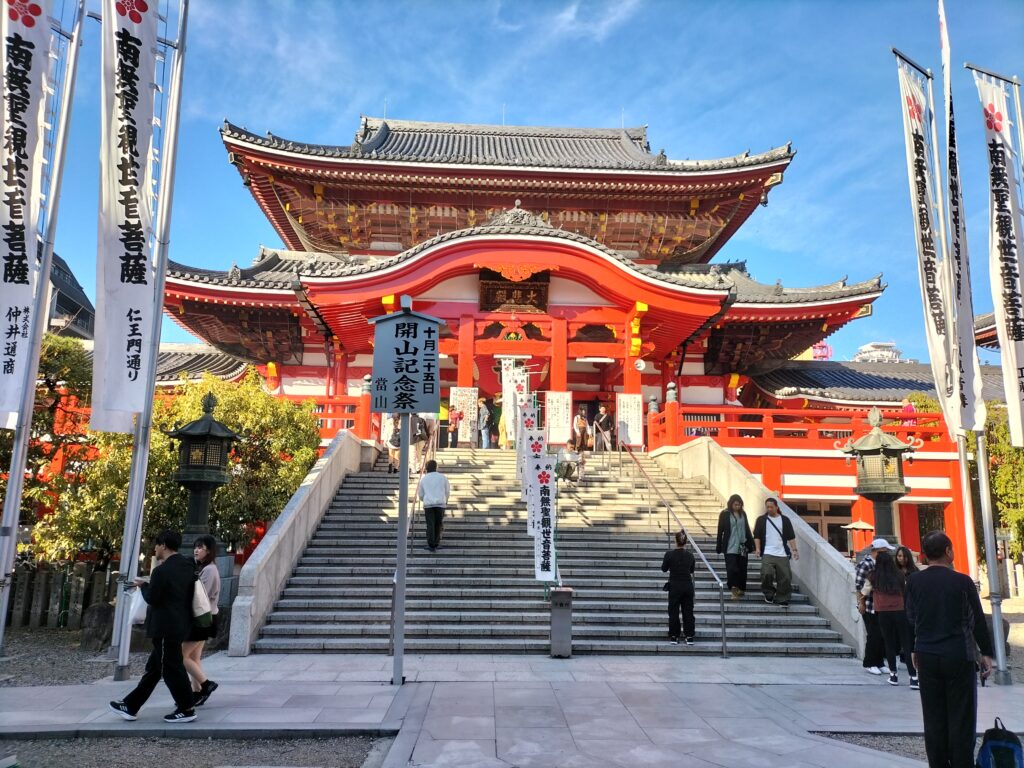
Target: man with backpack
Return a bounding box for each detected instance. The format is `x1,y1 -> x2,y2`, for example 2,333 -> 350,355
906,531 -> 994,768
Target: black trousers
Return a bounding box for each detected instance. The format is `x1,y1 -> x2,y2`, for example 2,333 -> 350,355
724,553 -> 748,592
877,610 -> 917,676
667,583 -> 695,640
425,507 -> 445,549
916,652 -> 978,768
122,636 -> 194,714
862,611 -> 886,668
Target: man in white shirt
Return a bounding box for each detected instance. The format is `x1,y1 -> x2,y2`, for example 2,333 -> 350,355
753,498 -> 799,606
417,460 -> 451,552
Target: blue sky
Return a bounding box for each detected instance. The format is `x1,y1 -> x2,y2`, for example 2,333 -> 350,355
51,0 -> 1023,363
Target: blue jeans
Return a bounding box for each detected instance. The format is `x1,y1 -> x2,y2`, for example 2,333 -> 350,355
479,428 -> 490,448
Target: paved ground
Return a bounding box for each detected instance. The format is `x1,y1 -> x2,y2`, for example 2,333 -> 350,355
2,653 -> 1022,768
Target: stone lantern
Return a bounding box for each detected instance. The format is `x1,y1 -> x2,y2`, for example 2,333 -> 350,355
840,407 -> 916,542
166,393 -> 242,549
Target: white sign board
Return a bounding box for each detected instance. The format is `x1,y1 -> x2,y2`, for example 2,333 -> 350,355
545,391 -> 572,445
615,393 -> 644,447
521,427 -> 546,536
449,386 -> 478,446
369,305 -> 440,414
525,453 -> 557,580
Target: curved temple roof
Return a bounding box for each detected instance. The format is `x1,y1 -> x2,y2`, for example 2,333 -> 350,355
222,117 -> 794,173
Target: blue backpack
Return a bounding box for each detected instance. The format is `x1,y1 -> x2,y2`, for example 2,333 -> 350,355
976,718 -> 1023,768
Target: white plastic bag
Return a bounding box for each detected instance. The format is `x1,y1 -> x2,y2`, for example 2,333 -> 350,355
192,579 -> 213,627
128,587 -> 148,625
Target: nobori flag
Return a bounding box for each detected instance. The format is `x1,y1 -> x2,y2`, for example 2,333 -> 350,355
0,0 -> 53,417
91,0 -> 160,431
938,0 -> 987,433
974,73 -> 1024,446
368,299 -> 441,414
896,61 -> 958,437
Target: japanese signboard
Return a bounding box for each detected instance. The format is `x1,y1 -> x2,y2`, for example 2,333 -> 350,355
479,269 -> 549,314
545,391 -> 572,445
521,426 -> 545,536
0,0 -> 52,416
517,404 -> 538,494
92,0 -> 159,430
449,386 -> 478,447
527,453 -> 557,581
974,73 -> 1024,445
615,393 -> 644,447
369,298 -> 441,414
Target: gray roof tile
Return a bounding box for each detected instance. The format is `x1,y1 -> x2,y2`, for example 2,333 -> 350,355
221,117 -> 794,173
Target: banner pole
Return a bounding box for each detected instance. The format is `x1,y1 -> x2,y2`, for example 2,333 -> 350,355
0,1 -> 87,658
392,413 -> 410,686
110,0 -> 190,680
973,432 -> 1011,684
955,434 -> 980,585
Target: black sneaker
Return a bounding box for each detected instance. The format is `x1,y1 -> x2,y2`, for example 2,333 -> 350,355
888,672 -> 899,686
108,701 -> 137,721
163,708 -> 197,723
685,637 -> 695,646
193,680 -> 218,707
764,595 -> 774,604
910,676 -> 920,690
669,637 -> 679,645
776,601 -> 790,607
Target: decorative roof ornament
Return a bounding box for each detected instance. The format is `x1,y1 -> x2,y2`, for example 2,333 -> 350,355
202,392 -> 217,414
485,199 -> 552,229
227,263 -> 241,282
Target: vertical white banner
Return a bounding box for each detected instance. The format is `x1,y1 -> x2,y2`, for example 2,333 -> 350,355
449,386 -> 478,447
517,405 -> 537,492
615,393 -> 644,447
939,0 -> 987,432
91,0 -> 159,430
521,427 -> 545,536
511,366 -> 529,445
974,73 -> 1024,446
0,0 -> 53,416
545,391 -> 572,445
527,453 -> 557,581
896,61 -> 958,434
500,358 -> 516,443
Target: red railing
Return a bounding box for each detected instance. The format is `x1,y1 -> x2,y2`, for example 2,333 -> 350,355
281,392 -> 381,443
647,403 -> 955,453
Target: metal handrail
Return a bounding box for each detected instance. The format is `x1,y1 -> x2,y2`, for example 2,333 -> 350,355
621,444 -> 728,657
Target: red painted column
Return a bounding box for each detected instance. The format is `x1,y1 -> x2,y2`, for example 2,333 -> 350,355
665,400 -> 680,446
551,318 -> 567,390
852,496 -> 875,552
623,323 -> 641,394
761,456 -> 783,499
944,458 -> 969,574
335,349 -> 348,396
457,315 -> 474,388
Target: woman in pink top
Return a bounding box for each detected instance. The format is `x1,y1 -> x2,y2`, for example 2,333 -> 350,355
865,549 -> 918,688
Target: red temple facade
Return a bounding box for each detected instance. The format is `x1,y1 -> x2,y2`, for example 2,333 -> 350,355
163,116 -> 971,562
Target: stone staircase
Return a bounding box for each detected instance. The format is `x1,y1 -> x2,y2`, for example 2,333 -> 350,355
254,448 -> 854,656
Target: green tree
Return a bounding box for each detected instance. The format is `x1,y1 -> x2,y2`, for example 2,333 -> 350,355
985,403 -> 1024,559
0,334 -> 93,527
32,368 -> 320,562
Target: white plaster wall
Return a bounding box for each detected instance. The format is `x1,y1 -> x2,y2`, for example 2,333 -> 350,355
549,277 -> 613,306
680,386 -> 724,405
417,274 -> 479,301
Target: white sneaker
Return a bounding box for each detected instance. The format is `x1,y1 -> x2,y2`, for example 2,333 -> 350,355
865,666 -> 884,676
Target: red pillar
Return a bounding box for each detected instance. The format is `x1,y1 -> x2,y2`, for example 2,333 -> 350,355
852,496 -> 875,552
761,456 -> 783,499
623,327 -> 641,394
944,458 -> 969,574
457,315 -> 474,388
551,318 -> 567,390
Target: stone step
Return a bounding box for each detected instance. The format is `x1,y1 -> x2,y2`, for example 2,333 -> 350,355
265,610 -> 831,627
272,597 -> 820,614
251,636 -> 852,656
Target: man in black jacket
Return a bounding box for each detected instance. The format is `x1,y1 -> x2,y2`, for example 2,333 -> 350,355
752,498 -> 799,606
109,529 -> 197,723
906,531 -> 993,768
661,531 -> 697,645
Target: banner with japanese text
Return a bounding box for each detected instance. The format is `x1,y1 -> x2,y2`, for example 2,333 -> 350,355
0,0 -> 53,417
974,73 -> 1024,446
511,366 -> 529,446
545,391 -> 572,445
369,311 -> 440,414
896,61 -> 958,435
91,0 -> 160,430
525,452 -> 557,580
517,405 -> 538,494
521,426 -> 545,536
938,0 -> 986,433
500,358 -> 516,443
449,387 -> 478,447
615,393 -> 644,447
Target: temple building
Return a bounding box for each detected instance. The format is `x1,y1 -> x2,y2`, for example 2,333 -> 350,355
164,116 -> 975,561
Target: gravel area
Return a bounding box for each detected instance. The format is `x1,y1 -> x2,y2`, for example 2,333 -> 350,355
820,732 -> 933,761
0,736 -> 387,768
0,628 -> 149,687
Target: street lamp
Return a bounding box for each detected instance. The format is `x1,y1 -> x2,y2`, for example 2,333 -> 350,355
840,407 -> 917,544
166,393 -> 242,549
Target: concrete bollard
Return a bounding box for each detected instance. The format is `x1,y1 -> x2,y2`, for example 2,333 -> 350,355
28,567 -> 51,628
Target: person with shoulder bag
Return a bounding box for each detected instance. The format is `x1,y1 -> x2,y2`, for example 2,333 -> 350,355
752,498 -> 799,607
716,494 -> 755,599
183,534 -> 221,707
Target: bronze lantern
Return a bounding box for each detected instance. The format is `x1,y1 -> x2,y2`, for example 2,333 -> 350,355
840,407 -> 916,542
166,393 -> 242,548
